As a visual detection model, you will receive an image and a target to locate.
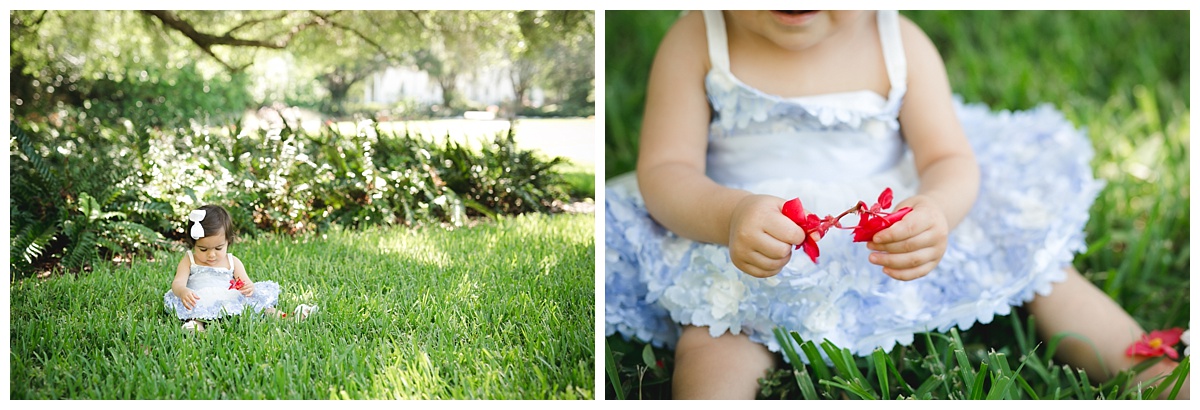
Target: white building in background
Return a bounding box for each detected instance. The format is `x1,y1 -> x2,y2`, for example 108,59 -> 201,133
360,65 -> 544,109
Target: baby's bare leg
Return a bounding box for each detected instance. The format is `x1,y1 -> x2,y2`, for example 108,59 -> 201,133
1027,266 -> 1189,399
672,325 -> 775,399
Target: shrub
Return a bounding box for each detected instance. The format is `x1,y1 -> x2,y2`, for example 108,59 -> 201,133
9,115 -> 577,277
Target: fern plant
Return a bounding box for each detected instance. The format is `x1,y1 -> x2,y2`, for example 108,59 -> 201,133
10,121 -> 168,276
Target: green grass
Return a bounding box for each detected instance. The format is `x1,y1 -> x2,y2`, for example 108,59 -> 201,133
10,213 -> 594,399
605,10 -> 1189,399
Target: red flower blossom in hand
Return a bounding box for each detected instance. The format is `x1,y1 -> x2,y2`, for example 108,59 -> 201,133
782,197 -> 835,264
851,188 -> 912,243
229,277 -> 245,290
852,208 -> 913,242
1126,327 -> 1185,359
781,187 -> 913,264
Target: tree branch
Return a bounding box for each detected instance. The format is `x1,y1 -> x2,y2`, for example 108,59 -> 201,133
141,10 -> 308,72
141,10 -> 290,49
308,11 -> 405,64
407,10 -> 429,30
223,11 -> 294,37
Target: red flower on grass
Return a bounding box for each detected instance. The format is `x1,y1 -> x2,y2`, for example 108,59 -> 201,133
1126,327 -> 1185,359
781,188 -> 912,264
229,277 -> 245,290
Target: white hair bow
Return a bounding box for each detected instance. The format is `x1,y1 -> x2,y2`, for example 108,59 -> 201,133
188,210 -> 207,240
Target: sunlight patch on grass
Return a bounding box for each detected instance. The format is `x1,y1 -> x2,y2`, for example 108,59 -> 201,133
375,233 -> 454,269
370,347 -> 446,400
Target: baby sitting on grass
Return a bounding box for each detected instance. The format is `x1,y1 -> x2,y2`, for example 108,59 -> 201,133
163,204 -> 317,331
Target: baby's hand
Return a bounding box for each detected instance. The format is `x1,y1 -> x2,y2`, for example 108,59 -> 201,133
865,194 -> 949,281
238,279 -> 255,297
728,194 -> 808,278
175,288 -> 200,310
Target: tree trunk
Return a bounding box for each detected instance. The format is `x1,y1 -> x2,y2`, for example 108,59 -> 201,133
437,73 -> 459,112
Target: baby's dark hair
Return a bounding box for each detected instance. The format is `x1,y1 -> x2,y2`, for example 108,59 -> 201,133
185,204 -> 237,247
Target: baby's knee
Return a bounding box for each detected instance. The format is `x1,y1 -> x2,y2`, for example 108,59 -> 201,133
675,326 -> 771,362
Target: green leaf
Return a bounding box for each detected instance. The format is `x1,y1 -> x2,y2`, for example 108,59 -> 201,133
640,343 -> 657,370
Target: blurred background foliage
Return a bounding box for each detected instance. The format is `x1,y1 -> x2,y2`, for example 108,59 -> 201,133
9,10 -> 595,278
11,10 -> 595,121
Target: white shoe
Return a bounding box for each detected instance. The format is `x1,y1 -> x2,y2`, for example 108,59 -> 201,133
293,304 -> 318,319
181,320 -> 205,331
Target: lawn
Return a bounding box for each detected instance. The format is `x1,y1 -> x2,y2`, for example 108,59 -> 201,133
604,10 -> 1189,399
10,212 -> 594,399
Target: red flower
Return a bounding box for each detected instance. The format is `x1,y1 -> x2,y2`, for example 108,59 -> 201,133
229,277 -> 245,290
852,207 -> 912,242
781,188 -> 913,264
851,188 -> 912,243
782,197 -> 834,263
1126,328 -> 1185,359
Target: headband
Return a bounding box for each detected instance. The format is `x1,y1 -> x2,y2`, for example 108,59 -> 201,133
189,210 -> 206,240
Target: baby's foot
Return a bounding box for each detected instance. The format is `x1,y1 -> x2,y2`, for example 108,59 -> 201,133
181,320 -> 205,332
264,307 -> 286,319
293,304 -> 319,320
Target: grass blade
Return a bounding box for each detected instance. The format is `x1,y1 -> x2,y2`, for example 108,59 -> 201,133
1166,356 -> 1189,400
820,376 -> 876,400
604,340 -> 625,400
1061,365 -> 1085,398
871,349 -> 890,399
1014,373 -> 1040,400
969,362 -> 988,400
794,361 -> 821,400
819,340 -> 876,399
795,335 -> 832,382
913,374 -> 942,399
774,328 -> 820,400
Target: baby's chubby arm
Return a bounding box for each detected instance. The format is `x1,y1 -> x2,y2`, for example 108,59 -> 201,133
171,254 -> 199,310
867,17 -> 980,281
636,12 -> 806,278
232,255 -> 255,297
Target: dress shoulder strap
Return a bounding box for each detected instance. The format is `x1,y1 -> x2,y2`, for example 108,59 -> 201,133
876,10 -> 908,107
701,11 -> 731,72
227,253 -> 235,270
187,250 -> 195,266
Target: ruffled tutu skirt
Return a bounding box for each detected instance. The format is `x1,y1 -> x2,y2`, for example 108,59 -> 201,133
604,100 -> 1104,357
164,281 -> 281,321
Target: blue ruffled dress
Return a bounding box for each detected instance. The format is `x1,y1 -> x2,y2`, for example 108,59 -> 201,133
163,252 -> 281,320
604,10 -> 1104,357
